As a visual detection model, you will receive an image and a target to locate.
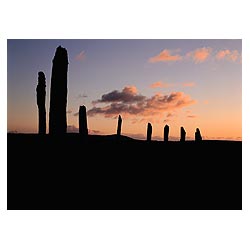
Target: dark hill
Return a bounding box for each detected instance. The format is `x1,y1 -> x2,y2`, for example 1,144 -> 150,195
7,133 -> 242,210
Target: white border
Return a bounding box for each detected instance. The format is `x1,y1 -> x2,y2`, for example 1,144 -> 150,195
1,1 -> 249,250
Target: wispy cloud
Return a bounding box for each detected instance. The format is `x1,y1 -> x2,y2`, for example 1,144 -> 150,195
186,47 -> 212,63
148,47 -> 240,64
150,81 -> 174,88
216,49 -> 240,62
163,112 -> 176,122
148,49 -> 182,63
88,86 -> 196,121
182,82 -> 195,87
150,81 -> 195,88
75,50 -> 86,61
184,110 -> 197,119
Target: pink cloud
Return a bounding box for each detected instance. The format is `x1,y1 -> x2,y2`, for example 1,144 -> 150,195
88,86 -> 196,121
216,49 -> 240,62
123,85 -> 137,95
229,50 -> 240,61
148,47 -> 240,65
148,49 -> 182,63
150,81 -> 195,88
182,82 -> 195,87
150,81 -> 164,88
216,49 -> 231,60
75,50 -> 86,61
150,81 -> 175,88
186,47 -> 212,63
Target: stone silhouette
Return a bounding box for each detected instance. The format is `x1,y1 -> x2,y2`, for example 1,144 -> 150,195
36,71 -> 46,134
195,128 -> 202,141
49,46 -> 69,135
147,123 -> 152,142
164,124 -> 169,142
117,115 -> 122,136
79,105 -> 88,136
180,126 -> 186,142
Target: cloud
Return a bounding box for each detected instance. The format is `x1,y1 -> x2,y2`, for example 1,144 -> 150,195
186,47 -> 212,63
88,86 -> 196,120
150,81 -> 174,88
75,50 -> 86,61
88,103 -> 142,117
216,49 -> 240,62
163,112 -> 176,122
182,82 -> 195,87
150,81 -> 195,88
73,112 -> 79,116
148,49 -> 182,63
216,49 -> 230,60
93,85 -> 146,104
148,47 -> 240,65
67,110 -> 72,114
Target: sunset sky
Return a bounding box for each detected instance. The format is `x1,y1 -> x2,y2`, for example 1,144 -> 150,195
7,39 -> 242,140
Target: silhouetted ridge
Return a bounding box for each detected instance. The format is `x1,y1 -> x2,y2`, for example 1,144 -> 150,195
36,71 -> 46,134
7,133 -> 242,209
49,46 -> 69,135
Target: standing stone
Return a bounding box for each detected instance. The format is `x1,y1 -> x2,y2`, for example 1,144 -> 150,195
49,46 -> 69,134
36,71 -> 46,134
147,123 -> 152,142
117,115 -> 122,136
180,126 -> 186,142
195,128 -> 202,141
164,124 -> 169,142
79,105 -> 88,136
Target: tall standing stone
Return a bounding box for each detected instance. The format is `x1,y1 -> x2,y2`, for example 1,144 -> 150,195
180,126 -> 186,142
36,71 -> 46,134
195,128 -> 202,141
49,46 -> 69,135
79,105 -> 88,136
117,115 -> 122,136
164,124 -> 169,142
147,123 -> 152,142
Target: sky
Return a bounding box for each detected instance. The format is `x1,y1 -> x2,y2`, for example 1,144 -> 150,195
7,39 -> 242,140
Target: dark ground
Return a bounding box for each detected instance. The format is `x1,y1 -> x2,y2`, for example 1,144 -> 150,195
7,133 -> 242,210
